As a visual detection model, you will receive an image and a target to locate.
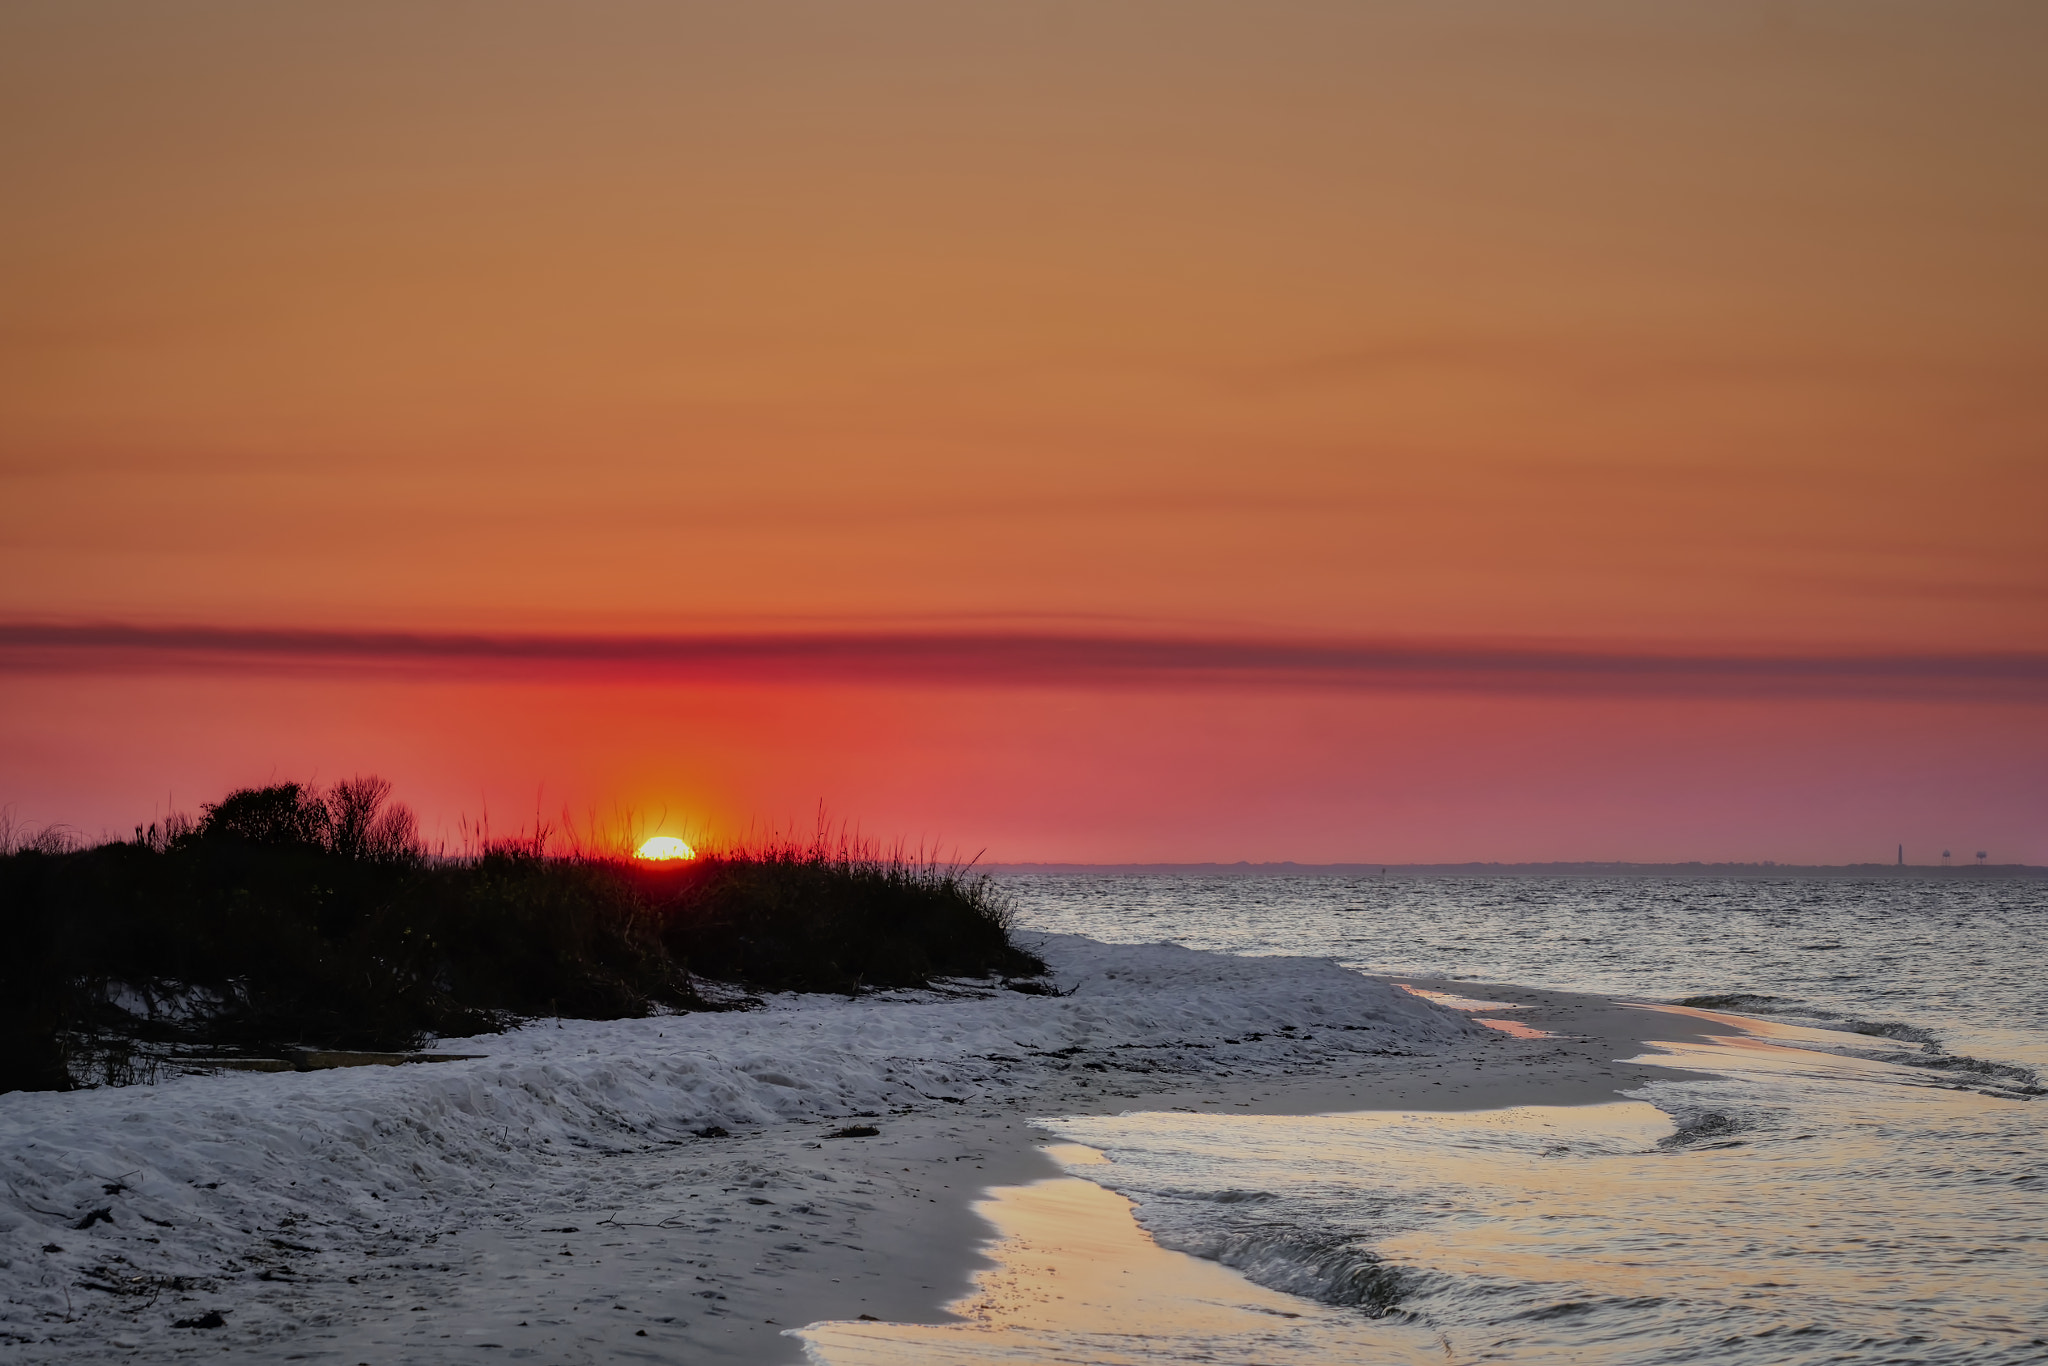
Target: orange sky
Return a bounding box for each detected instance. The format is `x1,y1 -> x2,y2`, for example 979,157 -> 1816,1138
2,3 -> 2044,859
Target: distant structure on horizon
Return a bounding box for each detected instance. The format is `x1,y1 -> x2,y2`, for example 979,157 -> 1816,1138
1898,844 -> 1904,866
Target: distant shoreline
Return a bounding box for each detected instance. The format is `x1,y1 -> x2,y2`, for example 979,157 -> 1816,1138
988,861 -> 2048,878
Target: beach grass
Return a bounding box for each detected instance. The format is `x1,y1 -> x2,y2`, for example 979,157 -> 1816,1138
0,782 -> 1042,1093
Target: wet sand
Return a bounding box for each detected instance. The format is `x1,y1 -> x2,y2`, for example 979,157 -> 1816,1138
800,1147 -> 1453,1366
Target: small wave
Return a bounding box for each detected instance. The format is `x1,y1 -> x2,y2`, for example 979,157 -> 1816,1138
1679,995 -> 1957,1056
1173,1227 -> 1411,1316
1843,1018 -> 1942,1047
1516,1294 -> 1668,1322
1677,993 -> 1783,1010
1153,1185 -> 1278,1204
1657,1111 -> 1750,1148
1676,997 -> 2042,1096
1899,1053 -> 2043,1092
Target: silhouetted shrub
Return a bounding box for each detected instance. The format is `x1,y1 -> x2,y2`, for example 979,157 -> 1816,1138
0,851 -> 75,1093
197,783 -> 332,848
646,838 -> 1033,993
0,781 -> 1042,1091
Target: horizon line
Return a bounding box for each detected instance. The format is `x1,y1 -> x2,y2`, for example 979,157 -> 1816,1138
981,859 -> 2047,874
3,620 -> 2046,702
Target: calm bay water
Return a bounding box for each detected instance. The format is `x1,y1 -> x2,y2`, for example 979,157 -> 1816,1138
1002,876 -> 2048,1365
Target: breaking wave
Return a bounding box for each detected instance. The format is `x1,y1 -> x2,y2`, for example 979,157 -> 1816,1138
1166,1226 -> 1413,1316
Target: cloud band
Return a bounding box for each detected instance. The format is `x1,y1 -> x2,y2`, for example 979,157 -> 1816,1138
2,621 -> 2043,703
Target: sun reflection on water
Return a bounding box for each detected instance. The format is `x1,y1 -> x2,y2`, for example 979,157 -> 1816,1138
798,1157 -> 1444,1365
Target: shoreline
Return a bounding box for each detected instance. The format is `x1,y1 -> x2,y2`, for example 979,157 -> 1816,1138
989,862 -> 2048,879
281,979 -> 1736,1364
0,943 -> 1744,1363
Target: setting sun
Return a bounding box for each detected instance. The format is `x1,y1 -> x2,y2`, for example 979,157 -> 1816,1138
635,836 -> 695,861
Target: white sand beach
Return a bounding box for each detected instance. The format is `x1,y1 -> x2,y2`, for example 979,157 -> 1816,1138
0,937 -> 1736,1363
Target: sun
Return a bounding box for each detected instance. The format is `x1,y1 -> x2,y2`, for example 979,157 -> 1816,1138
635,836 -> 696,861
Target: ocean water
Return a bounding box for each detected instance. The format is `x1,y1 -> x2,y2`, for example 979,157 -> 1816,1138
992,876 -> 2048,1365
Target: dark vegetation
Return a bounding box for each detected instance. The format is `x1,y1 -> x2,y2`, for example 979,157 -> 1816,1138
0,780 -> 1043,1093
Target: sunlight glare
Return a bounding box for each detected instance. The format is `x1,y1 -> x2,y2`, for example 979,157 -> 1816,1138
635,836 -> 696,861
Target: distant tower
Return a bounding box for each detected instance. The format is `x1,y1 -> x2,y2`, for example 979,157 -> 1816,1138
1977,851 -> 1989,865
1942,849 -> 1952,864
1897,844 -> 1903,866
